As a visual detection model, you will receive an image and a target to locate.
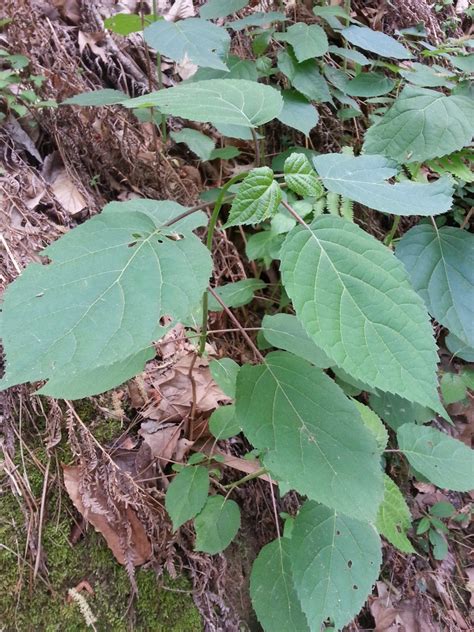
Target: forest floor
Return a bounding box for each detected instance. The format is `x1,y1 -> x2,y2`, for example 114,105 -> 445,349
0,1 -> 473,631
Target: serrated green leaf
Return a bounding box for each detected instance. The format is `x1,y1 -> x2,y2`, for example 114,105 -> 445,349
225,168 -> 282,227
396,224 -> 474,348
63,88 -> 128,106
352,401 -> 388,453
277,89 -> 319,136
290,501 -> 382,631
397,424 -> 474,491
363,87 -> 474,163
122,79 -> 283,128
261,314 -> 333,368
236,352 -> 383,521
207,279 -> 267,310
276,23 -> 328,62
368,392 -> 434,430
227,11 -> 286,31
0,204 -> 212,396
200,0 -> 248,19
209,358 -> 240,398
250,539 -> 309,632
277,51 -> 332,103
143,18 -> 230,71
313,153 -> 453,216
194,495 -> 240,553
165,466 -> 210,531
170,128 -> 215,161
280,215 -> 443,413
440,372 -> 467,405
209,404 -> 241,439
345,72 -> 395,97
376,475 -> 415,553
284,153 -> 323,197
342,25 -> 411,59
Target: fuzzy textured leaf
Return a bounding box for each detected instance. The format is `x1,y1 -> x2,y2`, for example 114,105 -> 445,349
376,475 -> 415,553
280,215 -> 443,413
397,424 -> 474,491
290,501 -> 382,631
396,224 -> 474,348
194,496 -> 240,553
313,153 -> 453,216
165,466 -> 210,531
236,352 -> 383,521
342,25 -> 411,59
225,168 -> 282,227
284,153 -> 323,198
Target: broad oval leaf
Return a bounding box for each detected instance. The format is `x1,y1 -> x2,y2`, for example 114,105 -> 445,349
209,404 -> 241,440
445,333 -> 474,362
396,224 -> 474,348
284,152 -> 323,198
376,475 -> 415,553
225,167 -> 282,227
122,79 -> 283,128
194,495 -> 241,554
236,351 -> 383,521
251,539 -> 309,632
342,25 -> 411,59
209,358 -> 240,398
276,23 -> 328,62
0,204 -> 212,396
397,424 -> 474,491
345,72 -> 395,97
313,153 -> 453,216
165,466 -> 210,531
144,18 -> 230,71
369,392 -> 434,431
63,88 -> 128,106
290,501 -> 382,631
200,0 -> 248,19
363,87 -> 474,163
328,45 -> 370,66
277,89 -> 319,136
280,215 -> 443,413
170,128 -> 215,161
277,51 -> 332,103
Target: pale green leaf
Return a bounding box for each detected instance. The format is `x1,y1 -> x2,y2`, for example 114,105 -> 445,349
122,79 -> 283,128
63,88 -> 128,106
104,13 -> 145,35
345,72 -> 395,97
284,153 -> 323,197
352,401 -> 388,453
101,199 -> 207,232
200,0 -> 248,19
188,55 -> 258,82
363,87 -> 474,163
165,466 -> 210,531
144,18 -> 230,70
261,314 -> 333,368
342,25 -> 411,59
290,502 -> 382,631
246,231 -> 285,263
225,168 -> 282,227
440,372 -> 467,405
0,204 -> 212,396
395,224 -> 474,348
194,496 -> 240,553
276,23 -> 328,62
399,62 -> 455,88
170,128 -> 215,161
280,215 -> 443,413
313,153 -> 453,216
277,51 -> 332,103
227,11 -> 286,31
209,404 -> 241,439
277,90 -> 319,136
251,539 -> 309,632
207,279 -> 267,310
209,146 -> 240,160
397,424 -> 474,491
209,358 -> 240,398
236,352 -> 383,521
445,333 -> 474,362
376,475 -> 415,553
368,392 -> 434,431
450,54 -> 474,73
328,45 -> 370,66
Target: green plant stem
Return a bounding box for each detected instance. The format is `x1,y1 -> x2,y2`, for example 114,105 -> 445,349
223,467 -> 269,491
251,128 -> 261,166
384,215 -> 401,247
198,172 -> 248,356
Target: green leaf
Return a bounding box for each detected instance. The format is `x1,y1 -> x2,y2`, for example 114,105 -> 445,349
368,392 -> 434,431
429,528 -> 448,560
445,334 -> 474,362
209,404 -> 241,439
440,372 -> 467,405
290,501 -> 382,631
261,314 -> 333,368
207,279 -> 267,310
236,352 -> 383,521
352,401 -> 388,453
0,203 -> 212,396
165,466 -> 210,531
200,0 -> 248,19
276,23 -> 328,62
246,230 -> 285,264
188,55 -> 258,82
209,146 -> 240,160
277,90 -> 319,136
225,168 -> 282,227
313,153 -> 453,216
417,516 -> 431,534
250,539 -> 309,632
450,53 -> 474,73
363,87 -> 474,163
63,88 -> 128,106
342,25 -> 411,59
227,11 -> 286,31
284,153 -> 323,198
396,224 -> 474,348
122,79 -> 283,128
430,501 -> 455,518
397,424 -> 474,491
399,62 -> 455,88
277,51 -> 332,103
170,128 -> 215,161
328,45 -> 370,66
194,495 -> 240,553
143,18 -> 229,71
209,358 -> 240,398
280,215 -> 443,413
376,475 -> 415,553
345,72 -> 395,97
104,13 -> 145,35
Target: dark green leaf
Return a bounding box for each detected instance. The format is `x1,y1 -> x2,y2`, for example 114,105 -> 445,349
165,466 -> 210,531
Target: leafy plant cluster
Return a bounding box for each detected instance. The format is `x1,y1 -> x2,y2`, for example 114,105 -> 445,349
1,2 -> 473,630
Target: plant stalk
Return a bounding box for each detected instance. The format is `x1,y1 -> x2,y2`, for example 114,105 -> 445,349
384,215 -> 401,247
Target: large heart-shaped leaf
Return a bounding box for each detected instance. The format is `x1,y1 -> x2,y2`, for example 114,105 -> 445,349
290,501 -> 382,631
280,216 -> 443,413
236,351 -> 383,521
122,79 -> 283,128
396,224 -> 474,347
313,153 -> 453,216
363,87 -> 474,163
